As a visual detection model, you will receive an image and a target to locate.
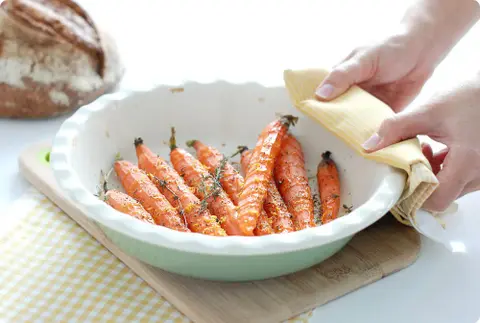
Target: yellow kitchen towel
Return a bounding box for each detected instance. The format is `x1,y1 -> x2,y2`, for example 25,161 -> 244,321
283,68 -> 439,226
0,188 -> 313,323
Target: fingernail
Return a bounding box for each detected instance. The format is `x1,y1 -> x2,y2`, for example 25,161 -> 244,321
362,133 -> 381,151
315,84 -> 334,99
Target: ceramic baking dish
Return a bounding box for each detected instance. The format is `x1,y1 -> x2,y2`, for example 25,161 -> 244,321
50,81 -> 405,281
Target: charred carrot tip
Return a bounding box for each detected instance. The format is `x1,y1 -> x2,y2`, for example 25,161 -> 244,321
322,150 -> 332,160
237,146 -> 249,154
230,146 -> 248,159
185,140 -> 197,148
169,127 -> 177,150
280,114 -> 299,127
134,137 -> 144,147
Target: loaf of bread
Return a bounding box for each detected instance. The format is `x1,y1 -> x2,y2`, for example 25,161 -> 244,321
0,0 -> 124,118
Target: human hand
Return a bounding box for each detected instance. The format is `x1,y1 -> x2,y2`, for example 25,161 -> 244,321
315,31 -> 433,112
315,0 -> 480,112
361,74 -> 480,212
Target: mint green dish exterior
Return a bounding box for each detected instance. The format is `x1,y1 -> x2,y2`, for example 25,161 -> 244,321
99,223 -> 353,281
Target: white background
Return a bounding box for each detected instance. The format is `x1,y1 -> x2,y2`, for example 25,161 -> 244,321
1,1 -> 480,322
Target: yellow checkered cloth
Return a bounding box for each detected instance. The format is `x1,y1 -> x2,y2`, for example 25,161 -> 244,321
0,188 -> 313,322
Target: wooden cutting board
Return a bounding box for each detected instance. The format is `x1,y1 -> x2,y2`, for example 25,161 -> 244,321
18,142 -> 421,323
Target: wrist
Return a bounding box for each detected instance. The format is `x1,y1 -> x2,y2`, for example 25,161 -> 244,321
399,0 -> 480,67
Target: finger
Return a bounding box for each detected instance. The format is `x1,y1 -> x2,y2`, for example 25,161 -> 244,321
315,56 -> 374,101
423,151 -> 467,213
452,151 -> 480,199
361,108 -> 432,152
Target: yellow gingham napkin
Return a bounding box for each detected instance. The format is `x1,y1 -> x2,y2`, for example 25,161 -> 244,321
283,68 -> 440,226
0,187 -> 313,322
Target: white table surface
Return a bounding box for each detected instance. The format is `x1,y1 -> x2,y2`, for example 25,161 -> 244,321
1,1 -> 480,322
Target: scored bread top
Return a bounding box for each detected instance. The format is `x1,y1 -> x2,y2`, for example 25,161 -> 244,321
0,0 -> 124,118
1,0 -> 105,77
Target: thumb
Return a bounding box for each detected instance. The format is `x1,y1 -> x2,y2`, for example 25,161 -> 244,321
361,108 -> 432,152
422,150 -> 465,213
315,58 -> 372,101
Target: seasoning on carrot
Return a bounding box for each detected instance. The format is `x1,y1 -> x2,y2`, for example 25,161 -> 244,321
105,189 -> 155,225
253,212 -> 274,236
186,140 -> 244,206
241,148 -> 294,233
274,132 -> 316,231
236,115 -> 298,236
113,160 -> 190,232
169,127 -> 244,236
186,141 -> 274,235
134,137 -> 227,236
317,151 -> 341,224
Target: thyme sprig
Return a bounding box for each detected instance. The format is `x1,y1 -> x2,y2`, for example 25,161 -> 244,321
150,175 -> 188,225
96,168 -> 114,201
197,147 -> 244,212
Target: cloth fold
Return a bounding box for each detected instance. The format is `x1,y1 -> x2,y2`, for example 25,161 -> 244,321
283,68 -> 439,226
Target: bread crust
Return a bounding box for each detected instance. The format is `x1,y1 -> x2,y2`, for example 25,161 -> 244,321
0,0 -> 124,118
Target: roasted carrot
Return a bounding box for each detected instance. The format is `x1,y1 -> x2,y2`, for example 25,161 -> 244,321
236,115 -> 298,236
105,189 -> 155,225
168,128 -> 244,236
134,138 -> 227,236
186,140 -> 274,235
253,212 -> 274,236
186,140 -> 243,205
113,160 -> 190,232
274,133 -> 315,230
317,151 -> 341,224
241,149 -> 294,233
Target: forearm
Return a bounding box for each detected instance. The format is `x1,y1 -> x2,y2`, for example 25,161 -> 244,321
399,0 -> 480,66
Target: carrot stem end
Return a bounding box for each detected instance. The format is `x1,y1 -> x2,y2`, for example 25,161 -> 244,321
169,127 -> 177,150
237,146 -> 249,154
230,146 -> 248,159
185,140 -> 197,148
134,137 -> 144,147
280,114 -> 299,127
322,151 -> 332,160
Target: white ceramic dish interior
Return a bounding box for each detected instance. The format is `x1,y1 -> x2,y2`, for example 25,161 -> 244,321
50,81 -> 405,256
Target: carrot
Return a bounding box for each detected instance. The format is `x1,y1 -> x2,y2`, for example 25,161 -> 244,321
134,138 -> 226,236
186,140 -> 243,205
253,212 -> 274,236
113,160 -> 190,232
186,140 -> 274,235
317,151 -> 341,224
274,133 -> 315,230
241,149 -> 295,233
168,128 -> 244,236
105,189 -> 156,225
236,115 -> 298,236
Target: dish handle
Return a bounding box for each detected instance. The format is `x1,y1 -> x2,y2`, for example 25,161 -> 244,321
409,203 -> 467,253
